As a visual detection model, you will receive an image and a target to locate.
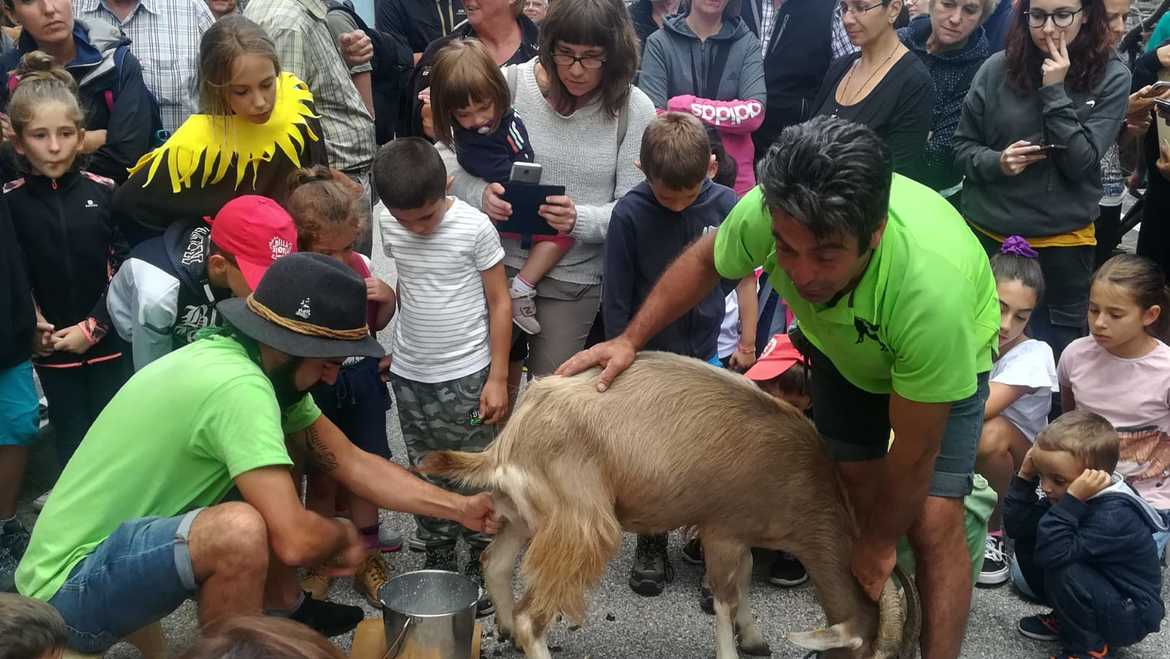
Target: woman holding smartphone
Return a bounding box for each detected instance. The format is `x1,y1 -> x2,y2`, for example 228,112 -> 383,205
953,0 -> 1130,361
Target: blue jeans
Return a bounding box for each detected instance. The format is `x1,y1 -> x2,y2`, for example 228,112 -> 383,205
48,509 -> 201,653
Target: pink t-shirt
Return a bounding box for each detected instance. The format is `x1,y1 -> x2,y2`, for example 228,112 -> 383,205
1058,336 -> 1170,510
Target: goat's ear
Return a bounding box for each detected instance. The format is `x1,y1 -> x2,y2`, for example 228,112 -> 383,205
786,623 -> 864,651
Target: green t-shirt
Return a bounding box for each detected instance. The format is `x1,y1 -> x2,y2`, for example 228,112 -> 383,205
16,334 -> 321,601
714,175 -> 999,402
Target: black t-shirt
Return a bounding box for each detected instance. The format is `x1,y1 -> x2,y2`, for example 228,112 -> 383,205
813,51 -> 934,183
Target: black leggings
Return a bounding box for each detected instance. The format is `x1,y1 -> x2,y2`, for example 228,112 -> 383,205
36,358 -> 128,469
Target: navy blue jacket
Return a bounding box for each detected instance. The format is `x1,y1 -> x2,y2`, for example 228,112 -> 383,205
1005,475 -> 1166,630
0,20 -> 157,183
453,109 -> 534,185
604,179 -> 736,359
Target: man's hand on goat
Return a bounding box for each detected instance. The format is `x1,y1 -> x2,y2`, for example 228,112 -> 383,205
458,492 -> 498,534
555,335 -> 637,392
852,540 -> 897,602
1067,469 -> 1112,502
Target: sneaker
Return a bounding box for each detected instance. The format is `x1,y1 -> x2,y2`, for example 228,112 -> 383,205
464,546 -> 495,617
1051,645 -> 1111,659
511,289 -> 541,335
376,526 -> 403,554
1018,612 -> 1061,642
301,570 -> 333,600
355,550 -> 391,608
681,538 -> 704,565
31,490 -> 51,512
629,534 -> 673,596
408,535 -> 426,553
422,544 -> 458,572
978,534 -> 1010,586
289,592 -> 364,637
0,520 -> 30,593
768,551 -> 809,587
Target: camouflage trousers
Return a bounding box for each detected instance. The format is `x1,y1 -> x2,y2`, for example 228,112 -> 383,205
390,366 -> 495,549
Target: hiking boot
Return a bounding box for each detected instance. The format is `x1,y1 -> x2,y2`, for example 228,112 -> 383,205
465,546 -> 495,617
423,543 -> 458,572
289,592 -> 364,637
1051,645 -> 1111,659
629,533 -> 672,596
355,550 -> 391,608
681,537 -> 704,565
511,289 -> 541,335
768,551 -> 808,587
1018,612 -> 1061,642
0,519 -> 31,592
301,570 -> 333,600
978,534 -> 1010,586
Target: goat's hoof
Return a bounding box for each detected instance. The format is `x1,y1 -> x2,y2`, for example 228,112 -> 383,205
737,638 -> 772,656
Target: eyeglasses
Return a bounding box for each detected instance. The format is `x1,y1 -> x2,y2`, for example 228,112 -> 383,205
1026,8 -> 1083,28
552,53 -> 606,70
837,0 -> 886,17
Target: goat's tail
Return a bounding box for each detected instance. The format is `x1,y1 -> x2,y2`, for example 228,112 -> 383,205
417,444 -> 498,489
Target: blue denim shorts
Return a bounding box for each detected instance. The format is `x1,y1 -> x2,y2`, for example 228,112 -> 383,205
0,360 -> 39,446
48,509 -> 202,653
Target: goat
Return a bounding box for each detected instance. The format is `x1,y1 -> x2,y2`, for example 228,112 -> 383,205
422,351 -> 921,659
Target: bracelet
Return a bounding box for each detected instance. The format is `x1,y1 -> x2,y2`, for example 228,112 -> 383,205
735,344 -> 756,354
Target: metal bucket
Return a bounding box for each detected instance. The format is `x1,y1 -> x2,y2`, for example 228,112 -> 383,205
379,570 -> 479,659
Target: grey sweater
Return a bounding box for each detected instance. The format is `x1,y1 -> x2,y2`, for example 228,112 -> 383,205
444,59 -> 656,286
952,51 -> 1130,237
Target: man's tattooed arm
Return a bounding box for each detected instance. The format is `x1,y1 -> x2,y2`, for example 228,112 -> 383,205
287,420 -> 340,474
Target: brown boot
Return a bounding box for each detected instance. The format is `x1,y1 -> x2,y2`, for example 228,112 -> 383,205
355,549 -> 391,608
301,570 -> 333,600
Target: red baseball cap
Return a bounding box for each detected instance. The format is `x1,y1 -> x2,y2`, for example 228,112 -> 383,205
209,196 -> 297,291
745,333 -> 805,382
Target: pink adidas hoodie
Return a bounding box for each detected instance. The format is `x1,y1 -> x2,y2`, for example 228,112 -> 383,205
667,95 -> 764,197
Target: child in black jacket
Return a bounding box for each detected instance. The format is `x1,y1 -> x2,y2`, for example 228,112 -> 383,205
4,52 -> 128,471
1005,410 -> 1166,659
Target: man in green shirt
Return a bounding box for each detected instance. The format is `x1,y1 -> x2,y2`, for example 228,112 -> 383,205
16,253 -> 496,654
559,116 -> 999,659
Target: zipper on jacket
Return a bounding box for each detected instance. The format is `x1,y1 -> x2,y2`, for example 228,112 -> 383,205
769,14 -> 790,57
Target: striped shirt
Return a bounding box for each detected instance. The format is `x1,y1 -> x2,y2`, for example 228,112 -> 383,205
74,0 -> 214,134
245,0 -> 376,173
380,198 -> 505,383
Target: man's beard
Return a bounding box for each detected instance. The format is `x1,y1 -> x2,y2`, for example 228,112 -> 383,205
268,357 -> 309,409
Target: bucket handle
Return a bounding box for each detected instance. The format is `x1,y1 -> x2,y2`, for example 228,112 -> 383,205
383,617 -> 413,659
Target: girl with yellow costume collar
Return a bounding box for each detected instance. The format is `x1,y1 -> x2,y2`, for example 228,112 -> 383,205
113,15 -> 327,244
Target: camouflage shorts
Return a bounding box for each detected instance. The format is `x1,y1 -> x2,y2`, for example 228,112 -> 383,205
390,366 -> 496,548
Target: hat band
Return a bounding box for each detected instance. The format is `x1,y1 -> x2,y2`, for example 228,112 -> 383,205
245,295 -> 369,341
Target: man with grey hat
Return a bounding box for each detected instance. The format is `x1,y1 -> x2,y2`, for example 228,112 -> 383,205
15,253 -> 497,652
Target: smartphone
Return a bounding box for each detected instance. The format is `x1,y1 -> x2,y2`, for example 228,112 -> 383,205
1149,81 -> 1170,94
1036,144 -> 1068,154
510,162 -> 542,185
1155,98 -> 1170,113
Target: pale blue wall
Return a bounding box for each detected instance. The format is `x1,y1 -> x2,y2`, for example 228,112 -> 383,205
353,0 -> 375,25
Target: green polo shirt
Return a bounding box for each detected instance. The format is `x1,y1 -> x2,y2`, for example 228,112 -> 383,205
714,175 -> 998,402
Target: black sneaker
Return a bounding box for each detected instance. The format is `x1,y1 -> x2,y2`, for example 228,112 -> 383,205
0,519 -> 31,593
978,534 -> 1010,586
1017,612 -> 1060,641
464,546 -> 495,618
681,538 -> 704,565
629,534 -> 673,596
1052,645 -> 1111,658
290,592 -> 364,637
768,551 -> 808,587
423,544 -> 457,572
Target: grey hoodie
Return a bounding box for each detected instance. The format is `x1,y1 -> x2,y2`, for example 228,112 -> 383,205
638,14 -> 766,110
952,51 -> 1131,237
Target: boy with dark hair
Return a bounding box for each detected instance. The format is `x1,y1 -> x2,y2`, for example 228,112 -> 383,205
374,138 -> 512,616
605,112 -> 756,597
1006,410 -> 1166,659
107,196 -> 298,371
0,593 -> 67,659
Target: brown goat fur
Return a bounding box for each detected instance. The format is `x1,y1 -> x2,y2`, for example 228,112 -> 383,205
421,351 -> 918,659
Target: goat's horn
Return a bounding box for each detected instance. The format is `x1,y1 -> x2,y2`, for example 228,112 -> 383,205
872,565 -> 921,659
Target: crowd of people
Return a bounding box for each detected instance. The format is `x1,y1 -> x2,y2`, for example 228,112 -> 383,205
0,0 -> 1169,658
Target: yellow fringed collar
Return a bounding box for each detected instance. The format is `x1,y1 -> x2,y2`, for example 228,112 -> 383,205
128,73 -> 319,193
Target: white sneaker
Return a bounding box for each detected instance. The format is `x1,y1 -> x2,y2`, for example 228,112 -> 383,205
511,289 -> 541,335
32,490 -> 52,512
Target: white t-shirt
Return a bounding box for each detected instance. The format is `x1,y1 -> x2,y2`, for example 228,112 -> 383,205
380,198 -> 505,383
991,338 -> 1058,441
1058,336 -> 1170,510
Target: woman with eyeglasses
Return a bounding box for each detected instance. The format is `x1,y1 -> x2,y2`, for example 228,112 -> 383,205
442,0 -> 655,374
811,0 -> 933,182
953,0 -> 1130,361
898,0 -> 994,203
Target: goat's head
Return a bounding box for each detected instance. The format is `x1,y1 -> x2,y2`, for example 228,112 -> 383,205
785,565 -> 921,659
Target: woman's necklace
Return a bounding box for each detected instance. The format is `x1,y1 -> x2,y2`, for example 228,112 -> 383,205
833,41 -> 901,116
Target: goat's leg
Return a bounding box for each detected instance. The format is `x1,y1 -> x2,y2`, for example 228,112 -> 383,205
513,592 -> 555,659
483,511 -> 530,645
732,551 -> 769,656
704,537 -> 750,659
